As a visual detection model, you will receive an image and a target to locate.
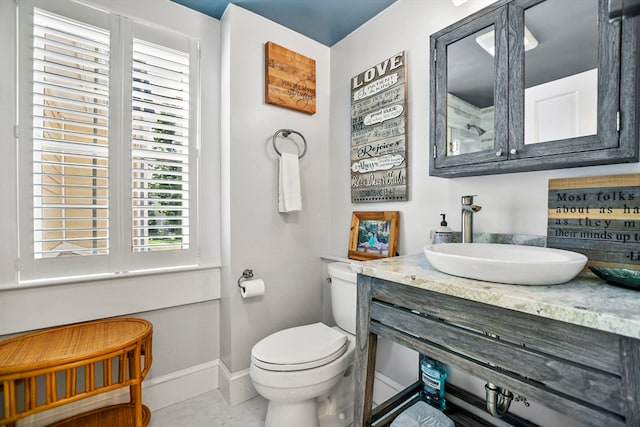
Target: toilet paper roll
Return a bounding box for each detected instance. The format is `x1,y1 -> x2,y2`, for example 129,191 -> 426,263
241,279 -> 265,299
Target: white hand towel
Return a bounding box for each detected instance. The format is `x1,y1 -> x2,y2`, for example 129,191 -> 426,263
278,152 -> 302,212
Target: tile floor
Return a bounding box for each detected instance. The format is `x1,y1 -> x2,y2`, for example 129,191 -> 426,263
149,391 -> 268,427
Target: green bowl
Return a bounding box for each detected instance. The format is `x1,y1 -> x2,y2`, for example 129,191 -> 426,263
589,266 -> 640,291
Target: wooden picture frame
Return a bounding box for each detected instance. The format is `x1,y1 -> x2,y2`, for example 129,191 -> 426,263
348,211 -> 399,261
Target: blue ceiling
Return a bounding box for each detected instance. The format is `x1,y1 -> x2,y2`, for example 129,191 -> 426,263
170,0 -> 397,46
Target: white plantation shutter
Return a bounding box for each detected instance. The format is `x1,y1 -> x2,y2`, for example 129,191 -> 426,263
131,39 -> 190,252
18,0 -> 200,282
32,8 -> 110,259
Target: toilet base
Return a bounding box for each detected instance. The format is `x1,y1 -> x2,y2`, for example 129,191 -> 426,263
318,401 -> 353,427
318,367 -> 354,427
265,399 -> 319,427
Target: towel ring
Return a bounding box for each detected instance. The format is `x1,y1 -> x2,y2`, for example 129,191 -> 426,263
272,129 -> 307,159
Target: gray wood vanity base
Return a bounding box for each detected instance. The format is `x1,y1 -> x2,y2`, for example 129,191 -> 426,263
354,254 -> 640,427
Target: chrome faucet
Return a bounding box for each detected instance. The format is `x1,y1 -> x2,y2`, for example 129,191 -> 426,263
461,195 -> 481,243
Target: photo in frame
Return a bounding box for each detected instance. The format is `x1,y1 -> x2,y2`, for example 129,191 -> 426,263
348,211 -> 399,261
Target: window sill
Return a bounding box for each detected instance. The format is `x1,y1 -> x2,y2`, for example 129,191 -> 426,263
5,263 -> 222,291
0,264 -> 221,336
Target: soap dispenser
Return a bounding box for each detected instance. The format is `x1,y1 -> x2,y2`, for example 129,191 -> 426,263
434,214 -> 453,244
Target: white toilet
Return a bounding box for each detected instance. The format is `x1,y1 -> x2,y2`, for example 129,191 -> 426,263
249,262 -> 358,427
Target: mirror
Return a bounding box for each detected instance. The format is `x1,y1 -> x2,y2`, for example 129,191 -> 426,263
430,0 -> 638,178
523,0 -> 598,144
446,25 -> 495,156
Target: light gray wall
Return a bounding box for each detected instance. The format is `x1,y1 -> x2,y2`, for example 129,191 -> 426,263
0,0 -> 222,386
330,0 -> 640,255
137,301 -> 219,378
0,0 -> 16,289
329,0 -> 639,426
220,5 -> 332,373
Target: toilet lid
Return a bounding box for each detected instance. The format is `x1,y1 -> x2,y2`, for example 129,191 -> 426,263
252,323 -> 348,371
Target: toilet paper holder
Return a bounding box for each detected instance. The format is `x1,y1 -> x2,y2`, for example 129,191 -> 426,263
237,269 -> 254,290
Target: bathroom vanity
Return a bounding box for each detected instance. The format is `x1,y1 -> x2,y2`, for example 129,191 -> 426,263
354,254 -> 640,427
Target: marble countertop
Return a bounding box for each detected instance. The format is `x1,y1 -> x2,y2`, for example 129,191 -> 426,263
359,253 -> 640,340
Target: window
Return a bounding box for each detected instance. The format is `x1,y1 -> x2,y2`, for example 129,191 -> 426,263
32,8 -> 111,259
18,0 -> 199,282
131,38 -> 191,253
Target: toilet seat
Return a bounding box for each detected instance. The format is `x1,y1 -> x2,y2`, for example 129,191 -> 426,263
252,323 -> 348,372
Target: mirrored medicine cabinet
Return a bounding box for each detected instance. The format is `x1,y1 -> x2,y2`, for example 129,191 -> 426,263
429,0 -> 640,178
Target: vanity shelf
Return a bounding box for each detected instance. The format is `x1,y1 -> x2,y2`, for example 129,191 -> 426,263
354,254 -> 640,427
369,380 -> 533,427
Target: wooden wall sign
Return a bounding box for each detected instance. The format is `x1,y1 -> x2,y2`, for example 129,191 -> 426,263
265,41 -> 316,115
547,174 -> 640,268
350,52 -> 408,203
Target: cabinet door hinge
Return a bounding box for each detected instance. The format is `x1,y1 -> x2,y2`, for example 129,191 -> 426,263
617,111 -> 621,132
433,48 -> 437,62
433,145 -> 437,159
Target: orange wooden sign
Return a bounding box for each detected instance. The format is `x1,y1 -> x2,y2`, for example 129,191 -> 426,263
265,41 -> 316,115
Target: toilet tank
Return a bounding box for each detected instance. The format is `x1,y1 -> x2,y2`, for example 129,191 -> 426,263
328,262 -> 358,335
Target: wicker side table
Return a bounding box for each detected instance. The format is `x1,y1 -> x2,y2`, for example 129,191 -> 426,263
0,318 -> 153,427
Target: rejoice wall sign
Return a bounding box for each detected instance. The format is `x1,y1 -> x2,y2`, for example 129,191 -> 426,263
351,52 -> 408,203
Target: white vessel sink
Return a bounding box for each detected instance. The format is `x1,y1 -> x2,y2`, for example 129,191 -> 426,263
423,243 -> 588,285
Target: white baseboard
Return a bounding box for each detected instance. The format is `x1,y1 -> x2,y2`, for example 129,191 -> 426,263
16,389 -> 129,427
14,362 -> 413,427
16,360 -> 219,427
214,364 -> 403,408
372,371 -> 405,405
217,361 -> 258,406
214,361 -> 406,408
143,360 -> 219,410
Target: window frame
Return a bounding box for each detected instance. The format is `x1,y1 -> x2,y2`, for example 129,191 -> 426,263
17,0 -> 200,283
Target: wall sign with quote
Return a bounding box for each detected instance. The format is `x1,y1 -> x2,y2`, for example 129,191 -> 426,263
547,174 -> 640,268
265,41 -> 316,115
351,52 -> 408,203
